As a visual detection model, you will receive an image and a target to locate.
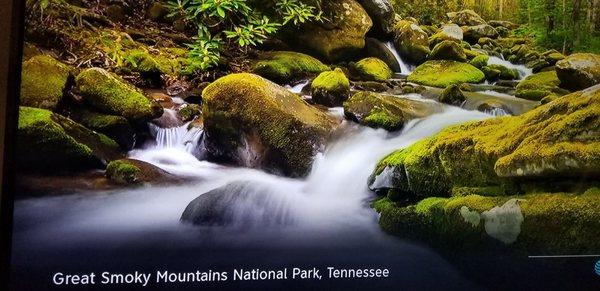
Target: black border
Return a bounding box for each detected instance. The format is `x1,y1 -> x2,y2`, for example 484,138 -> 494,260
0,0 -> 25,289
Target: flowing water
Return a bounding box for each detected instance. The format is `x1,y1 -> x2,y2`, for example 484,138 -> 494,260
385,41 -> 413,74
487,56 -> 533,79
11,97 -> 497,290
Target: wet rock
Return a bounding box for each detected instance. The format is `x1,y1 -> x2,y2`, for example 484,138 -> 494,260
515,71 -> 568,101
76,68 -> 163,122
343,91 -> 443,131
20,55 -> 73,111
469,54 -> 489,69
69,109 -> 136,150
407,60 -> 485,88
364,38 -> 401,72
351,57 -> 393,81
555,53 -> 600,91
17,107 -> 121,173
462,24 -> 499,43
281,0 -> 372,62
251,51 -> 330,84
202,73 -> 337,177
178,104 -> 202,122
439,84 -> 466,105
311,68 -> 351,107
429,24 -> 463,47
357,0 -> 396,36
429,40 -> 467,62
106,159 -> 177,185
393,20 -> 430,64
447,9 -> 487,26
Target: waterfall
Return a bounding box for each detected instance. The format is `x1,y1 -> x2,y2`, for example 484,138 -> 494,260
483,108 -> 510,116
286,80 -> 310,94
487,56 -> 533,79
384,41 -> 413,74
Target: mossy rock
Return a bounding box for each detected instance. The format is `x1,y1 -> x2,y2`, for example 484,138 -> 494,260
311,68 -> 351,107
70,108 -> 135,150
178,104 -> 202,122
17,107 -> 121,173
343,91 -> 443,131
393,20 -> 430,64
446,10 -> 487,26
352,57 -> 393,82
515,71 -> 568,101
281,0 -> 372,62
358,0 -> 396,36
364,37 -> 402,72
429,24 -> 464,47
373,189 -> 600,254
407,60 -> 485,88
122,48 -> 187,77
20,55 -> 73,110
369,86 -> 600,198
469,54 -> 489,69
251,51 -> 330,84
462,24 -> 499,43
483,64 -> 519,81
429,40 -> 467,62
555,53 -> 600,91
439,84 -> 466,105
76,68 -> 163,122
106,158 -> 176,185
202,73 -> 337,177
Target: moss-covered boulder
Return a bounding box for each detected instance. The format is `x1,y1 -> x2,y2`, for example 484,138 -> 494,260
357,0 -> 396,36
373,189 -> 600,253
407,60 -> 485,88
20,55 -> 73,110
17,107 -> 121,173
202,73 -> 337,177
364,38 -> 402,72
462,24 -> 499,43
393,20 -> 430,64
439,84 -> 466,105
282,0 -> 372,62
515,71 -> 568,101
447,10 -> 487,26
106,159 -> 176,185
369,86 -> 600,198
251,51 -> 330,84
488,20 -> 519,29
469,54 -> 489,69
76,68 -> 163,122
555,53 -> 600,91
311,68 -> 351,107
352,57 -> 393,81
178,104 -> 202,122
482,64 -> 519,81
69,109 -> 135,150
343,91 -> 443,131
429,24 -> 464,47
429,40 -> 467,62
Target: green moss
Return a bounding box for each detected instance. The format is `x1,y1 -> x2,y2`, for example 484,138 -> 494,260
352,58 -> 393,82
555,53 -> 600,91
202,73 -> 336,177
469,54 -> 489,69
251,51 -> 330,83
70,109 -> 135,150
487,64 -> 519,80
373,191 -> 600,254
178,104 -> 202,122
343,91 -> 441,131
394,20 -> 431,64
311,68 -> 351,107
17,107 -> 120,172
429,40 -> 467,62
122,48 -> 187,76
439,84 -> 466,105
20,55 -> 73,110
407,60 -> 485,88
76,68 -> 163,122
106,159 -> 142,184
515,71 -> 567,101
371,86 -> 600,197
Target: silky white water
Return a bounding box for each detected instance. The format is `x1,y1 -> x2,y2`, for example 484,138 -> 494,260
488,56 -> 533,79
385,41 -> 413,74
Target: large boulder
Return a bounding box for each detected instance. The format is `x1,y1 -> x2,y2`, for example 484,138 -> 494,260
20,55 -> 73,110
343,91 -> 443,131
364,38 -> 401,72
76,68 -> 163,122
407,60 -> 485,88
357,0 -> 396,36
352,57 -> 393,81
462,24 -> 499,43
555,53 -> 600,91
447,10 -> 487,26
202,73 -> 337,177
69,109 -> 135,150
515,71 -> 568,101
429,24 -> 463,47
311,68 -> 351,107
16,107 -> 121,173
393,20 -> 430,64
369,85 -> 600,198
282,0 -> 372,62
251,51 -> 330,84
439,84 -> 466,105
429,40 -> 467,62
488,20 -> 519,29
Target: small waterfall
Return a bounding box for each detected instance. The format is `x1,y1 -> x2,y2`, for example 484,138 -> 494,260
385,41 -> 413,74
488,56 -> 533,79
286,80 -> 310,94
483,108 -> 510,116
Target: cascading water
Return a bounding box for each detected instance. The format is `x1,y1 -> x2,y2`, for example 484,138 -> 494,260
286,80 -> 310,94
488,56 -> 533,79
385,41 -> 413,74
